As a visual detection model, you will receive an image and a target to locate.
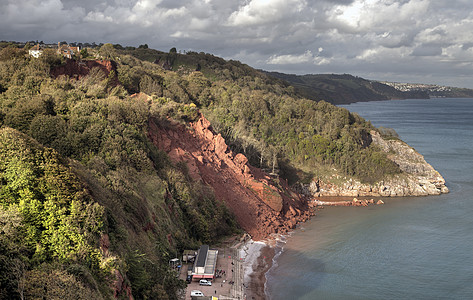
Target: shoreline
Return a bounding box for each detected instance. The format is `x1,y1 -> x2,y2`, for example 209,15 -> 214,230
244,245 -> 275,300
240,235 -> 288,300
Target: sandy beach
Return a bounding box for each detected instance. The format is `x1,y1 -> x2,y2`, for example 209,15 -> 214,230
243,244 -> 275,300
240,234 -> 292,300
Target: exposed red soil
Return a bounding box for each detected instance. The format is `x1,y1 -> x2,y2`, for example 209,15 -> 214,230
51,59 -> 118,82
113,269 -> 133,300
148,114 -> 312,240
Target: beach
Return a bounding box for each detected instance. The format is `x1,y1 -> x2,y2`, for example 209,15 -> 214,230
243,244 -> 275,300
240,234 -> 292,300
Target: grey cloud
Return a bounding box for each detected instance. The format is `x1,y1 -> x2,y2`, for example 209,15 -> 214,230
1,0 -> 473,88
461,43 -> 473,51
378,33 -> 415,49
411,45 -> 443,57
60,0 -> 108,12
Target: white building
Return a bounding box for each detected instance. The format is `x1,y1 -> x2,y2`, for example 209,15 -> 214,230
191,245 -> 218,280
28,44 -> 43,58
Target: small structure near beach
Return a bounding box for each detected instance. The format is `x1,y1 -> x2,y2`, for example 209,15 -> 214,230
192,245 -> 218,280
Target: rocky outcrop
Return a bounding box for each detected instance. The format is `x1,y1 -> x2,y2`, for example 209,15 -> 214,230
314,197 -> 383,207
148,114 -> 311,240
310,131 -> 448,197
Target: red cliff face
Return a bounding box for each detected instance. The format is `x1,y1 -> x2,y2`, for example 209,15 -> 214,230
148,114 -> 311,240
51,59 -> 117,81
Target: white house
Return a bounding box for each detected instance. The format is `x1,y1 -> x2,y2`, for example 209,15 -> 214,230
28,44 -> 43,58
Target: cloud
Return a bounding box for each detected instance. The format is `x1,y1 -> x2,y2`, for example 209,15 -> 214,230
411,44 -> 443,57
228,0 -> 306,26
2,0 -> 473,88
327,0 -> 430,34
267,50 -> 314,64
267,49 -> 331,66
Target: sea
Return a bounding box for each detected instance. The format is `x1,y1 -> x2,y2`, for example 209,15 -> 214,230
265,98 -> 473,300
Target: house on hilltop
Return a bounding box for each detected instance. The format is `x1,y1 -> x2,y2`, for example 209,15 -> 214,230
28,44 -> 43,58
57,42 -> 80,59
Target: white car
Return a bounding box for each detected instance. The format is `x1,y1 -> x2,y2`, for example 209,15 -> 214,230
190,290 -> 204,297
199,279 -> 212,286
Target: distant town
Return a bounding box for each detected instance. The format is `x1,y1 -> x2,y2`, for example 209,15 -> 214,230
381,81 -> 452,96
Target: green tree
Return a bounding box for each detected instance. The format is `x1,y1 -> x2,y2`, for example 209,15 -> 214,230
98,43 -> 116,60
80,48 -> 88,58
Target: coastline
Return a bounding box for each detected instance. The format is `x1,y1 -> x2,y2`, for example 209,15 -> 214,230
244,245 -> 275,300
240,235 -> 288,300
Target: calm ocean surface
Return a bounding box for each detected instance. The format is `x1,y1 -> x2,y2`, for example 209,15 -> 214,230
266,98 -> 473,300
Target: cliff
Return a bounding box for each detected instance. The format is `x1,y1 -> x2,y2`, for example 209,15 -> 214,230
309,131 -> 449,197
148,114 -> 311,240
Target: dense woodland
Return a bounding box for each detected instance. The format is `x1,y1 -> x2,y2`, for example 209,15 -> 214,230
0,44 -> 401,298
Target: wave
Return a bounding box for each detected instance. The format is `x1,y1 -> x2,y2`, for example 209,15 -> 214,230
264,233 -> 291,298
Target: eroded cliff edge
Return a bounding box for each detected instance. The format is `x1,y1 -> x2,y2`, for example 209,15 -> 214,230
310,131 -> 449,197
148,114 -> 311,240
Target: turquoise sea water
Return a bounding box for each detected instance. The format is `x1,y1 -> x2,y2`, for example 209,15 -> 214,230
266,98 -> 473,300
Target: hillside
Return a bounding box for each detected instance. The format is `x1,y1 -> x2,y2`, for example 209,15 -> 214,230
0,44 -> 447,298
265,72 -> 429,104
0,47 -> 239,299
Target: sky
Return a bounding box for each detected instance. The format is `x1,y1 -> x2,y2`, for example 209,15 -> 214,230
1,0 -> 473,88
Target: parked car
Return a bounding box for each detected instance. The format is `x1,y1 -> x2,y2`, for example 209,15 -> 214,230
190,290 -> 204,297
199,279 -> 212,286
186,275 -> 192,284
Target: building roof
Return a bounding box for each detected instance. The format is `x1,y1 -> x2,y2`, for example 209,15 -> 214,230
192,245 -> 218,279
196,245 -> 209,267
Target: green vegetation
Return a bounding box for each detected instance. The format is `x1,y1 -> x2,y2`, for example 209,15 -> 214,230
266,72 -> 429,104
0,45 -> 238,299
0,43 -> 404,298
113,47 -> 401,183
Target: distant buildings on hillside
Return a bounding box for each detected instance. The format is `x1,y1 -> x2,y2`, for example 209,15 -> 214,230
21,42 -> 80,58
57,42 -> 80,59
381,81 -> 452,93
1,40 -> 106,59
1,40 -> 102,49
380,81 -> 473,98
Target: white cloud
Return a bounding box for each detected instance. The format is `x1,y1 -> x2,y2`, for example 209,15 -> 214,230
170,31 -> 190,38
2,0 -> 473,88
228,0 -> 306,26
267,50 -> 314,64
328,0 -> 430,33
